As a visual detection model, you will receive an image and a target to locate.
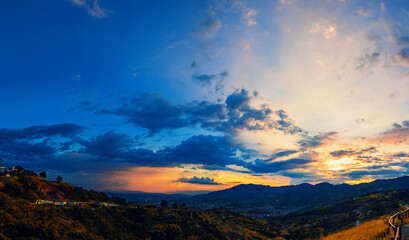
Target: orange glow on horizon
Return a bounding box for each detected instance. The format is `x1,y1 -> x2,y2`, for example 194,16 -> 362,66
103,166 -> 291,193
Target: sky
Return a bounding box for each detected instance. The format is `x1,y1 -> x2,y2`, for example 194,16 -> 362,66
2,0 -> 409,194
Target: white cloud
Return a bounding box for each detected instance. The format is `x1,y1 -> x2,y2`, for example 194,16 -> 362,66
356,7 -> 371,17
69,0 -> 109,18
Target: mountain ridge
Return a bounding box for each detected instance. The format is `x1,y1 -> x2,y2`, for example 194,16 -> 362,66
192,175 -> 409,209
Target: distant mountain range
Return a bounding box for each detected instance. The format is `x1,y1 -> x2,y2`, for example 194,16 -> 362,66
191,176 -> 409,209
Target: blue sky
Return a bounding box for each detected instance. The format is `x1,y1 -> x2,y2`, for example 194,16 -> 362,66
2,0 -> 409,193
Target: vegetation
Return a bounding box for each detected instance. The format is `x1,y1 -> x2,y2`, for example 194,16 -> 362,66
0,167 -> 281,239
322,219 -> 388,240
56,176 -> 63,183
267,190 -> 409,239
2,166 -> 409,239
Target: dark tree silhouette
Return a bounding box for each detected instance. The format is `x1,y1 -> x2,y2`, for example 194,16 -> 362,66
160,199 -> 168,209
14,166 -> 24,171
56,176 -> 63,183
40,171 -> 47,178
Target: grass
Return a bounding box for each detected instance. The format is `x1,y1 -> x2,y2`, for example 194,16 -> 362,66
321,219 -> 389,240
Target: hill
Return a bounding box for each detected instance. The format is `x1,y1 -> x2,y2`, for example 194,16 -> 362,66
2,166 -> 409,239
192,176 -> 409,209
321,219 -> 388,240
266,189 -> 409,239
0,168 -> 283,239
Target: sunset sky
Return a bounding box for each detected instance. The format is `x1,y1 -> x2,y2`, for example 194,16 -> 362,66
2,0 -> 409,193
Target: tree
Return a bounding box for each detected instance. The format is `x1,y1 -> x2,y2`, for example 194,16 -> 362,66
56,176 -> 63,183
14,166 -> 24,171
40,171 -> 47,178
160,200 -> 168,209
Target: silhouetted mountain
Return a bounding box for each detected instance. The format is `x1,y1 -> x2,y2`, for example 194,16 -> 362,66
192,176 -> 409,209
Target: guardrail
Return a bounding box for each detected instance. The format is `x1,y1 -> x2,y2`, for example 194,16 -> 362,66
389,206 -> 409,240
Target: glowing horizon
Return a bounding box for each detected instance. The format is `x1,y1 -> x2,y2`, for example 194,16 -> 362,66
2,0 -> 409,193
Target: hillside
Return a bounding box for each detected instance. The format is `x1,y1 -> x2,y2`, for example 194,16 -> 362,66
192,176 -> 409,209
0,169 -> 283,239
266,189 -> 409,239
2,167 -> 409,239
321,219 -> 388,240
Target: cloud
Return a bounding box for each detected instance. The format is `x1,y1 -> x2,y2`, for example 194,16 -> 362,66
78,133 -> 243,169
79,131 -> 135,158
193,69 -> 229,86
177,176 -> 222,185
393,152 -> 409,158
329,147 -> 376,159
345,169 -> 405,179
374,120 -> 409,144
396,48 -> 409,66
298,132 -> 338,149
271,150 -> 298,159
69,0 -> 109,18
356,52 -> 380,71
0,124 -> 84,162
356,7 -> 371,17
225,89 -> 250,109
308,24 -> 336,39
193,74 -> 217,85
193,18 -> 222,40
99,93 -> 188,134
245,158 -> 313,174
97,88 -> 303,136
59,130 -> 308,174
0,124 -> 84,140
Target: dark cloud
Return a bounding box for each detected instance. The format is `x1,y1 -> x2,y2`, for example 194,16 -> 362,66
79,131 -> 135,158
0,124 -> 83,163
393,152 -> 409,158
279,171 -> 313,179
0,124 -> 83,140
193,69 -> 228,85
79,133 -> 240,168
219,69 -> 228,79
376,120 -> 409,144
193,74 -> 217,84
271,150 -> 298,159
396,48 -> 409,65
177,176 -> 222,185
345,169 -> 405,179
225,89 -> 250,110
276,110 -> 288,119
298,132 -> 338,149
100,93 -> 188,134
329,147 -> 376,159
356,52 -> 380,71
245,158 -> 312,174
98,88 -> 303,136
70,131 -> 309,174
398,36 -> 409,45
330,150 -> 355,158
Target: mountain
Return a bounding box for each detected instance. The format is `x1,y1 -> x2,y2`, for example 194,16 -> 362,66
0,168 -> 282,239
0,166 -> 407,239
192,176 -> 409,209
